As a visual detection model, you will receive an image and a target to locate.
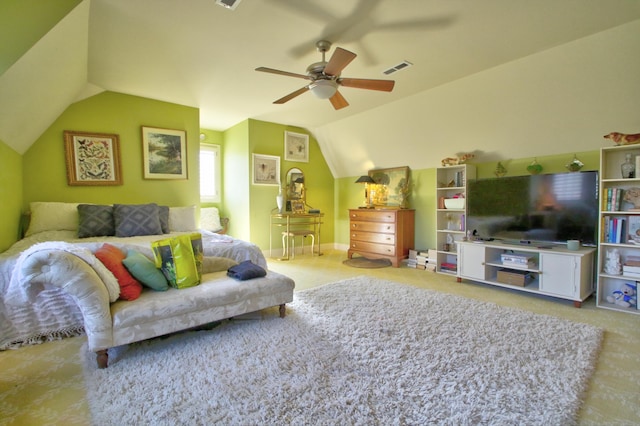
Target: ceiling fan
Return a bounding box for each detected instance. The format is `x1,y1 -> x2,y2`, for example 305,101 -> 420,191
255,40 -> 395,110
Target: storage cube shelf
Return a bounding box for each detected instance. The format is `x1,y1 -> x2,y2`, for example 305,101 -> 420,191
457,240 -> 595,306
435,164 -> 476,274
597,145 -> 640,315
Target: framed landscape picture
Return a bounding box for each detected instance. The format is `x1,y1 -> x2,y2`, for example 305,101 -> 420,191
252,154 -> 280,186
369,166 -> 410,207
284,131 -> 309,162
63,130 -> 122,186
142,126 -> 187,179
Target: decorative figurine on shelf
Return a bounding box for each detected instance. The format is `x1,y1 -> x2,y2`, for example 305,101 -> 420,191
440,153 -> 475,167
604,132 -> 640,146
604,249 -> 622,275
621,153 -> 636,178
565,155 -> 584,172
494,162 -> 507,177
606,283 -> 637,308
526,158 -> 543,175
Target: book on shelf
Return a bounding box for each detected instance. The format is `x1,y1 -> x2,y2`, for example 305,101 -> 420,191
605,188 -> 624,211
603,217 -> 626,243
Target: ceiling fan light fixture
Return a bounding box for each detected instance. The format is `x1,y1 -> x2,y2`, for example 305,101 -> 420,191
309,80 -> 338,99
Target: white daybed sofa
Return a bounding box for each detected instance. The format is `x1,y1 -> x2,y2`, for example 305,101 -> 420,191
20,248 -> 294,367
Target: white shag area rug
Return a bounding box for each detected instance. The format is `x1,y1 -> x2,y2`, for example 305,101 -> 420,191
81,277 -> 602,426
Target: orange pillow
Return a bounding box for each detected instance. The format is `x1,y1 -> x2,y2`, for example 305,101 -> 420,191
95,243 -> 143,301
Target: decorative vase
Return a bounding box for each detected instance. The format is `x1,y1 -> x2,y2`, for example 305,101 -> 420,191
276,187 -> 284,213
621,153 -> 635,179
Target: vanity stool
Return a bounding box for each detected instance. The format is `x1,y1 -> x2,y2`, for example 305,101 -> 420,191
282,229 -> 315,258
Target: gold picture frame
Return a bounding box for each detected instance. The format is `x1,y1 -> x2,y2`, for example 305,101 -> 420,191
64,130 -> 122,186
291,200 -> 306,214
369,166 -> 411,207
142,126 -> 187,179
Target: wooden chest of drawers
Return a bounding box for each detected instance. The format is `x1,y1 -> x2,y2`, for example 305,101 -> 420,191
348,209 -> 415,267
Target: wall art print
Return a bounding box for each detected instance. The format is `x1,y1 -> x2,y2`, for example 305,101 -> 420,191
284,131 -> 309,163
142,126 -> 187,179
64,130 -> 122,186
252,153 -> 280,186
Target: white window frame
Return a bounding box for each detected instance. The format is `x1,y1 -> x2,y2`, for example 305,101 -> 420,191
200,143 -> 221,203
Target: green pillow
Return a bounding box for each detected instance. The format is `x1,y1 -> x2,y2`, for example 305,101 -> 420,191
122,249 -> 169,291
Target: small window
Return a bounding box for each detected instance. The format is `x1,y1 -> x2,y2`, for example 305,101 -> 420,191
200,144 -> 220,202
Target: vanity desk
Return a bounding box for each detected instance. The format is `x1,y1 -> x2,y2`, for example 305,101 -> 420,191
270,211 -> 324,260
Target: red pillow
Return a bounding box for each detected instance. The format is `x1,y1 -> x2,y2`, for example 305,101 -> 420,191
95,243 -> 143,301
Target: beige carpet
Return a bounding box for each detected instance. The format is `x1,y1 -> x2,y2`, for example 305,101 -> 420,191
81,276 -> 602,425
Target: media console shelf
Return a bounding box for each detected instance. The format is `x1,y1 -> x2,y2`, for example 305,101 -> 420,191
457,240 -> 595,307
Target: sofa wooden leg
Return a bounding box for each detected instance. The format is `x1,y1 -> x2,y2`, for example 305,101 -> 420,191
279,304 -> 286,318
96,350 -> 108,369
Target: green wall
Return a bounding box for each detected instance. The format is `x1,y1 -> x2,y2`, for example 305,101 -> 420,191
246,120 -> 334,250
0,141 -> 23,251
222,120 -> 251,241
0,0 -> 81,75
23,91 -> 200,210
335,150 -> 600,251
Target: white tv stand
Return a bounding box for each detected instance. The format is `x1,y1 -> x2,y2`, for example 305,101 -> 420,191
456,240 -> 595,307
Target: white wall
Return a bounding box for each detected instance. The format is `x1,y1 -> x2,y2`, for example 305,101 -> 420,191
314,20 -> 640,178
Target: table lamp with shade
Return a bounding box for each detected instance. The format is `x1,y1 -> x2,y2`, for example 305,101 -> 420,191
355,175 -> 376,208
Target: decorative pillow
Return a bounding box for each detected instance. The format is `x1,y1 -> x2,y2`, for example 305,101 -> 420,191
200,207 -> 222,232
77,204 -> 115,238
122,250 -> 169,291
202,256 -> 238,273
25,202 -> 79,236
158,205 -> 170,234
169,206 -> 196,232
113,203 -> 163,237
94,243 -> 143,301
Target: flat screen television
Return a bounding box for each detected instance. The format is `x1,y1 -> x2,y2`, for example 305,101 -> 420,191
467,171 -> 599,246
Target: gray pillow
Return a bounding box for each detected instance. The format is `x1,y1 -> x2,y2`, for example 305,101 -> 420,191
158,205 -> 169,234
114,203 -> 163,237
77,204 -> 115,238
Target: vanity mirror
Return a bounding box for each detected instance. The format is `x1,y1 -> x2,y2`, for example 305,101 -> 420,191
285,168 -> 305,211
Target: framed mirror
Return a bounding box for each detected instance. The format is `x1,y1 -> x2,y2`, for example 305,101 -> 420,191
286,168 -> 305,211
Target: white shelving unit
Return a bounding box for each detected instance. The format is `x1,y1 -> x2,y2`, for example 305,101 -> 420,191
597,145 -> 640,315
457,240 -> 595,307
435,164 -> 476,275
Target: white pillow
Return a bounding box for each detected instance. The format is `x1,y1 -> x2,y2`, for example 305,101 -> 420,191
25,202 -> 79,237
169,206 -> 196,232
200,207 -> 222,232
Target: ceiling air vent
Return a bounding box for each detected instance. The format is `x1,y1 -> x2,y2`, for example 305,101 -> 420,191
216,0 -> 242,10
383,60 -> 413,75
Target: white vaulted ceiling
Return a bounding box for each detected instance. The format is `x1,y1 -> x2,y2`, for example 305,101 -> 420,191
2,0 -> 640,176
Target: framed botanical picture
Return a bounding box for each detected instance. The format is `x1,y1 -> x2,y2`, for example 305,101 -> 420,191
284,131 -> 309,162
142,126 -> 187,179
252,153 -> 280,186
63,130 -> 122,186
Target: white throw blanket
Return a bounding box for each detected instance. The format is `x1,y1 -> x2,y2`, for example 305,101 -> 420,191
5,241 -> 120,306
0,229 -> 267,350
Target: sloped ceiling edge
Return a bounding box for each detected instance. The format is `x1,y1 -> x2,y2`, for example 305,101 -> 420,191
0,1 -> 91,154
